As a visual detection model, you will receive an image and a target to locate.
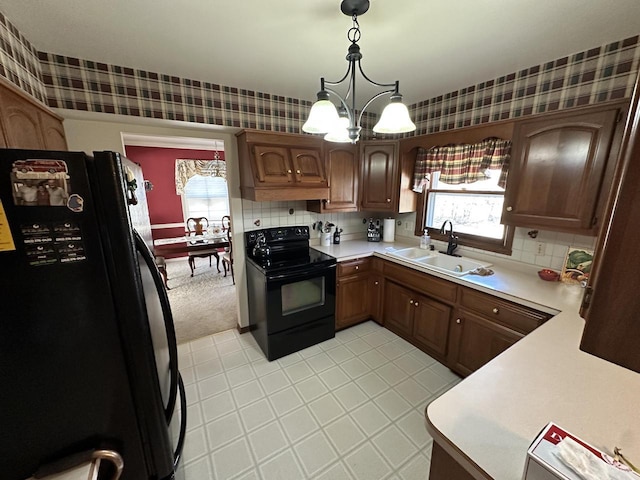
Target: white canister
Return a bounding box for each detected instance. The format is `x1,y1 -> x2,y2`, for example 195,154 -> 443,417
383,218 -> 395,242
321,232 -> 332,246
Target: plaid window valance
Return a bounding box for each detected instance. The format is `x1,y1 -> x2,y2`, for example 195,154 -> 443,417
175,159 -> 226,194
412,138 -> 511,193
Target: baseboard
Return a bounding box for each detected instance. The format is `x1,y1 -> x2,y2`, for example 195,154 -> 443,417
236,323 -> 251,334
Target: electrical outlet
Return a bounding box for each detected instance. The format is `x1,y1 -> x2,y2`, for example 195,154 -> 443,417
536,242 -> 546,256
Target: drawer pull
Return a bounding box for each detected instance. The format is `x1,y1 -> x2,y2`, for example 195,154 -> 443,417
409,299 -> 414,305
456,318 -> 462,324
492,307 -> 499,314
355,265 -> 359,270
414,302 -> 419,307
506,206 -> 513,212
374,281 -> 379,285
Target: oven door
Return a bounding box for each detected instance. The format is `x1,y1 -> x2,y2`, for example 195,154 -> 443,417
265,263 -> 336,334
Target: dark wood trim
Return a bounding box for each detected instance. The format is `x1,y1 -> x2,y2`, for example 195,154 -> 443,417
236,324 -> 251,334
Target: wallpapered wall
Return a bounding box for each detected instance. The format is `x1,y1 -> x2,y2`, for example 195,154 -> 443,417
0,11 -> 639,271
0,11 -> 638,136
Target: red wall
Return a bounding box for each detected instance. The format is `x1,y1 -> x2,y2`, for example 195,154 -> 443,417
124,145 -> 225,247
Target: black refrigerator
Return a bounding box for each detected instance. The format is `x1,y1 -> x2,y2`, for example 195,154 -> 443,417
0,149 -> 186,480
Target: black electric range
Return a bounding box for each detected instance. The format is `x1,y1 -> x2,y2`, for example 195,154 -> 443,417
244,226 -> 337,361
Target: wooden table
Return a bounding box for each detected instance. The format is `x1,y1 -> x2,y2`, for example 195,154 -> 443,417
153,236 -> 229,288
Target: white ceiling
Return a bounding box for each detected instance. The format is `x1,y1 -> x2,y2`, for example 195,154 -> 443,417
2,0 -> 640,113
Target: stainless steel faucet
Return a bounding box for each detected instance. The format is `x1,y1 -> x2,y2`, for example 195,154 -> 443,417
439,220 -> 460,256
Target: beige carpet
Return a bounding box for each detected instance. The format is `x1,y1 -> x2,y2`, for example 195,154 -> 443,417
165,257 -> 238,344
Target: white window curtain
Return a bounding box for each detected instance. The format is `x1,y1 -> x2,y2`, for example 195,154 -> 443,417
175,159 -> 226,194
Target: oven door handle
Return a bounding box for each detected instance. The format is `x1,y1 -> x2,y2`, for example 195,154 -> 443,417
267,263 -> 336,282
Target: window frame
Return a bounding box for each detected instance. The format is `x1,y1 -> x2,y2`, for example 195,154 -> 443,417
180,174 -> 230,227
417,181 -> 514,255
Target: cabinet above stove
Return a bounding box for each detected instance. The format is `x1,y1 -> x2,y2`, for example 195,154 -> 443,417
236,129 -> 329,201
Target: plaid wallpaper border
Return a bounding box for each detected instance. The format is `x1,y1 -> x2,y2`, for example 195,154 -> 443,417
37,53 -> 378,134
0,12 -> 46,103
0,7 -> 637,136
409,35 -> 640,135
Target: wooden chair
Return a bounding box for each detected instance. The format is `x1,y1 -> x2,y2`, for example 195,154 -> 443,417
186,217 -> 220,277
220,215 -> 234,284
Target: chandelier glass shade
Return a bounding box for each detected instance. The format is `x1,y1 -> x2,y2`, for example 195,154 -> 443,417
302,0 -> 416,143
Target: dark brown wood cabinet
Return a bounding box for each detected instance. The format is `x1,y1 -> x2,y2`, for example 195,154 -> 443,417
335,258 -> 371,330
307,143 -> 359,213
413,296 -> 452,359
448,309 -> 523,376
449,287 -> 551,376
383,280 -> 452,361
383,281 -> 416,337
360,141 -> 398,211
359,140 -> 417,213
502,102 -> 625,234
0,78 -> 67,150
369,260 -> 384,325
236,130 -> 328,201
579,79 -> 640,374
374,260 -> 550,375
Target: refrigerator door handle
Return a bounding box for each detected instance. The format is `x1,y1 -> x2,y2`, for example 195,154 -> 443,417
173,373 -> 187,470
134,231 -> 179,423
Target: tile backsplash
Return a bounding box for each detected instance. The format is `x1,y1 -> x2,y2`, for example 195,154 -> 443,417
241,200 -> 596,270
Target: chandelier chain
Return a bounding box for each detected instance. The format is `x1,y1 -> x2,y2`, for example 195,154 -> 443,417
347,14 -> 360,44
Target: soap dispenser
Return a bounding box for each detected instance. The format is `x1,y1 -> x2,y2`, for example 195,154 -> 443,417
420,229 -> 431,250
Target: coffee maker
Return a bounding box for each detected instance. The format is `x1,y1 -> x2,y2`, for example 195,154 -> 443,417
367,218 -> 381,242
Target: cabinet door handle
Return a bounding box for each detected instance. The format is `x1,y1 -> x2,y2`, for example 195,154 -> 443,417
296,169 -> 301,174
287,169 -> 292,174
506,206 -> 513,212
492,307 -> 499,314
326,199 -> 330,204
414,302 -> 419,307
409,299 -> 414,304
374,281 -> 379,285
355,265 -> 359,270
456,318 -> 462,324
386,198 -> 391,203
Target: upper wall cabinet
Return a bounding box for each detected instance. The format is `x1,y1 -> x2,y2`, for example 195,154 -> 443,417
236,130 -> 329,201
0,78 -> 67,150
501,101 -> 627,234
360,140 -> 417,213
307,143 -> 359,213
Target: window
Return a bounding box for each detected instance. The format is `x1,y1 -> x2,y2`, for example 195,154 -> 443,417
425,169 -> 513,254
414,138 -> 514,254
182,175 -> 230,225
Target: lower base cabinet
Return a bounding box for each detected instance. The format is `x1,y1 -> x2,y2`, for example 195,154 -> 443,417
335,258 -> 371,330
448,309 -> 523,376
429,442 -> 476,480
384,280 -> 451,359
334,257 -> 551,377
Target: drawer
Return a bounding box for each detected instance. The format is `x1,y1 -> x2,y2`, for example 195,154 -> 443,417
338,257 -> 371,277
383,261 -> 457,304
459,288 -> 550,334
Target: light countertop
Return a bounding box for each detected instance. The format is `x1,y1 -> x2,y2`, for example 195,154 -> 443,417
312,239 -> 583,313
313,239 -> 640,479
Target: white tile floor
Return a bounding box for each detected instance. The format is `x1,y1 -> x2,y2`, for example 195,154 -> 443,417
176,321 -> 461,480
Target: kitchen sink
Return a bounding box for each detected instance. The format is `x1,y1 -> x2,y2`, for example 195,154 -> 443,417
386,247 -> 432,261
386,248 -> 491,276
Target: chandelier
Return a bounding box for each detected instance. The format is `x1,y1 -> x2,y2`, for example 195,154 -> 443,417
302,0 -> 416,143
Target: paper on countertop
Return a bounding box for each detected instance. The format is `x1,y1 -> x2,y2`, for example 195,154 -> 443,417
555,437 -> 638,480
